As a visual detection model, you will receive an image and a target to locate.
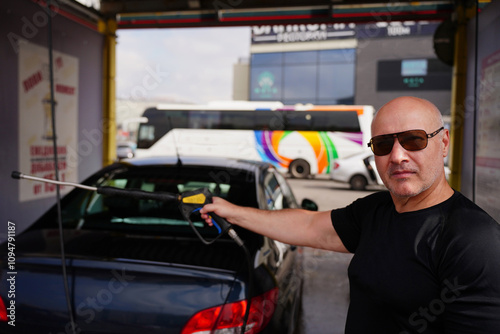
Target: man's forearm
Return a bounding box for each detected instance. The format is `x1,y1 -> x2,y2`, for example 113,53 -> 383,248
201,199 -> 348,252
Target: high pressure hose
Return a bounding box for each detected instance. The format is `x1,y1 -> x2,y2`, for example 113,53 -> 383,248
45,0 -> 76,332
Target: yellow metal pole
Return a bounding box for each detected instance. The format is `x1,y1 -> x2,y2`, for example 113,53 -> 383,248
100,19 -> 117,166
448,3 -> 476,190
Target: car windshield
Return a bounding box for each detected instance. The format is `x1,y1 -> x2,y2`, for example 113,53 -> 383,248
33,165 -> 258,237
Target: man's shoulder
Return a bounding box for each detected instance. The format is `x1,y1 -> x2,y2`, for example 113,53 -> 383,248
342,190 -> 393,220
436,192 -> 500,286
446,191 -> 497,223
442,191 -> 500,238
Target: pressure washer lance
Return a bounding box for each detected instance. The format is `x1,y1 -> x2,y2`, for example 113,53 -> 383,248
10,171 -> 244,247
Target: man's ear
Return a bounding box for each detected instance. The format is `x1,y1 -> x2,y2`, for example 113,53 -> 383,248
442,128 -> 450,157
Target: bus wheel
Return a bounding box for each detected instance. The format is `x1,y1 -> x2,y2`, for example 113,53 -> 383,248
289,159 -> 310,179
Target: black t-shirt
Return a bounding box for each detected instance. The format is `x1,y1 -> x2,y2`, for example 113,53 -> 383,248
331,190 -> 500,334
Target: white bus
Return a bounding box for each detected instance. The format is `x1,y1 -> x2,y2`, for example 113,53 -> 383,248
134,101 -> 374,178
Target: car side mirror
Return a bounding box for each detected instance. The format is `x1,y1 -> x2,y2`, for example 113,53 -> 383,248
301,198 -> 318,211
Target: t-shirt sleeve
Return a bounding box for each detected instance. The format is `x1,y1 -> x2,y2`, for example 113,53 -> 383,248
331,206 -> 360,253
330,191 -> 392,254
437,200 -> 500,332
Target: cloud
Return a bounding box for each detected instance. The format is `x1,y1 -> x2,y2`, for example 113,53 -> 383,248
116,27 -> 251,103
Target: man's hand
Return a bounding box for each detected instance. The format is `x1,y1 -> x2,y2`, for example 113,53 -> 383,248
200,197 -> 240,226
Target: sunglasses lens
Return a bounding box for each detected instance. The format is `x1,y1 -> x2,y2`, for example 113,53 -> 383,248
371,136 -> 395,156
369,130 -> 429,156
399,130 -> 427,151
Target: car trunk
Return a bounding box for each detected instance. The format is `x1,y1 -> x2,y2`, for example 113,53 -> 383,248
0,229 -> 249,333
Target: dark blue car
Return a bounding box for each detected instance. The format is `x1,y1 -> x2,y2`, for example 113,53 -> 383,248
0,156 -> 316,333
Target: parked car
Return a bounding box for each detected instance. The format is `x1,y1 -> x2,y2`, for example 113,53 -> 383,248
0,156 -> 316,334
330,151 -> 382,190
116,141 -> 136,159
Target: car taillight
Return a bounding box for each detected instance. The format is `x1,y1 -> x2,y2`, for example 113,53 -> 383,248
0,296 -> 7,322
181,288 -> 279,334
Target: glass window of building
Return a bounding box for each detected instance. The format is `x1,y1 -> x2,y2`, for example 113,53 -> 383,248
318,63 -> 355,104
319,49 -> 356,63
251,52 -> 283,65
250,48 -> 355,105
283,64 -> 317,103
284,50 -> 318,64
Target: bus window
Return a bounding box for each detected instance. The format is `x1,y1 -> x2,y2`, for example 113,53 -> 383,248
164,111 -> 189,128
188,110 -> 221,129
137,123 -> 167,149
285,112 -> 312,131
310,111 -> 361,132
220,111 -> 253,129
254,110 -> 285,130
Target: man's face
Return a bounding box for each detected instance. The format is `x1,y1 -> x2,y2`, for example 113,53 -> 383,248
371,99 -> 449,199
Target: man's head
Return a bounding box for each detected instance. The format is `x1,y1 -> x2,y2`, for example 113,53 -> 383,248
369,96 -> 450,200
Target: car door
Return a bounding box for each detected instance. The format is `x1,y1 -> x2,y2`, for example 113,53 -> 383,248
261,169 -> 303,334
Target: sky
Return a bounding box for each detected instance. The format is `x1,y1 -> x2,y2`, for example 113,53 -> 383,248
116,27 -> 251,104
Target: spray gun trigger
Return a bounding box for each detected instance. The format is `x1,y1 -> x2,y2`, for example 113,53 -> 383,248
192,208 -> 222,234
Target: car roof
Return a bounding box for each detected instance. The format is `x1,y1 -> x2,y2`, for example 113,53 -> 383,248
117,156 -> 273,175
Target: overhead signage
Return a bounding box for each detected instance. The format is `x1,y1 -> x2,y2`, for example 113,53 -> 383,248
252,23 -> 356,44
252,22 -> 441,44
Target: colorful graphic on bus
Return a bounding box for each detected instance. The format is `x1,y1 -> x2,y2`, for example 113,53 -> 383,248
254,130 -> 363,174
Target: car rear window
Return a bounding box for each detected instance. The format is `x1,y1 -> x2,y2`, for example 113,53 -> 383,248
32,165 -> 258,239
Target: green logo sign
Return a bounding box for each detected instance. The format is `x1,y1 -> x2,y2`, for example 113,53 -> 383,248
403,76 -> 425,88
254,71 -> 278,98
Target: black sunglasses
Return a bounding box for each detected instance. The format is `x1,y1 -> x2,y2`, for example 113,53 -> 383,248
367,127 -> 444,156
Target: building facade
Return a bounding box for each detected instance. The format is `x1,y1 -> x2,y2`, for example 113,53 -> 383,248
235,21 -> 453,113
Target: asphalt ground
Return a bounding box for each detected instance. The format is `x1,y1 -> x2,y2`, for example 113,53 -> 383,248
287,176 -> 381,334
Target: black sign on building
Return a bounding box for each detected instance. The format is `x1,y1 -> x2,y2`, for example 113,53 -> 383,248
377,58 -> 452,91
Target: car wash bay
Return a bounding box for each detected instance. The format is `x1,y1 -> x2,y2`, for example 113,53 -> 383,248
3,1 -> 500,333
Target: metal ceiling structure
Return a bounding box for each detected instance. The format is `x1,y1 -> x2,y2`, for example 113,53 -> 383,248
61,0 -> 468,30
101,0 -> 457,29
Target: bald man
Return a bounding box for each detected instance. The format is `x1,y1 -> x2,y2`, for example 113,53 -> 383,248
201,96 -> 500,333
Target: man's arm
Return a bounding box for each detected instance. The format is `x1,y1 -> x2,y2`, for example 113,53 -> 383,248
200,197 -> 349,253
438,210 -> 500,332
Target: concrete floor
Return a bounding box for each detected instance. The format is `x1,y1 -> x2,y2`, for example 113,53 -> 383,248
301,248 -> 353,334
287,177 -> 380,334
